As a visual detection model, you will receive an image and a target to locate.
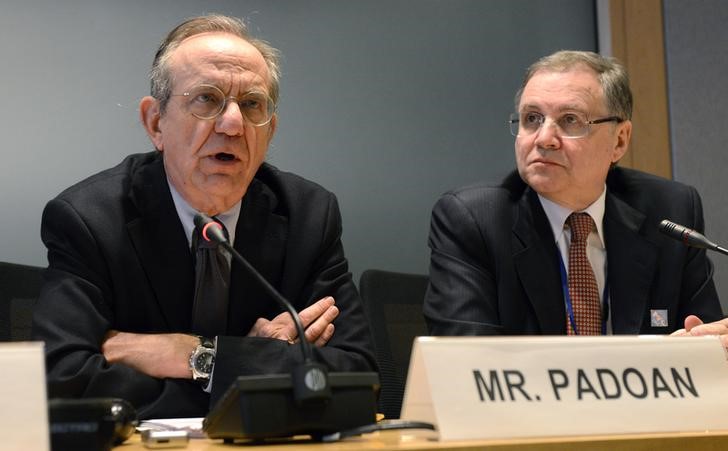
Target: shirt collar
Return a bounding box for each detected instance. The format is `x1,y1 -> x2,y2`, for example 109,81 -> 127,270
167,180 -> 242,247
538,186 -> 607,246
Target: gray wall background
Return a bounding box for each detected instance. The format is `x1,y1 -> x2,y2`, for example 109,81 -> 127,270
664,0 -> 728,312
0,0 -> 596,284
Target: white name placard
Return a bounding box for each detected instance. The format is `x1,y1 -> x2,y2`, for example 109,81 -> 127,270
0,342 -> 49,451
401,336 -> 728,441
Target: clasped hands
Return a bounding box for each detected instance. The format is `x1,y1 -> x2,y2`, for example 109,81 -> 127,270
101,296 -> 339,379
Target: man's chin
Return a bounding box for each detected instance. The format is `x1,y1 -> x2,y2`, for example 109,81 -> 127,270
179,178 -> 249,212
202,182 -> 248,201
523,175 -> 564,197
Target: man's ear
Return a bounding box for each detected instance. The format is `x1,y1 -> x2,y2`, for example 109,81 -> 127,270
611,119 -> 632,163
140,96 -> 164,151
266,114 -> 278,145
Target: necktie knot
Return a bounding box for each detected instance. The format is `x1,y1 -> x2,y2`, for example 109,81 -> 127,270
567,212 -> 594,242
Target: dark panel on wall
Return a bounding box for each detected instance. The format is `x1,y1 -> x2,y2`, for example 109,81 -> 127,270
664,0 -> 728,311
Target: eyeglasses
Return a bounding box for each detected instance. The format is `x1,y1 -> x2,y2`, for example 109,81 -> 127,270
508,112 -> 623,139
171,84 -> 276,126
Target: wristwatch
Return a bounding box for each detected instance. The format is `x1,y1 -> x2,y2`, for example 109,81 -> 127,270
189,336 -> 216,386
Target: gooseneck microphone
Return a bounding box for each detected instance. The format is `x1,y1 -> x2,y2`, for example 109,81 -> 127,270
659,219 -> 728,256
193,214 -> 420,442
193,213 -> 331,404
193,213 -> 380,442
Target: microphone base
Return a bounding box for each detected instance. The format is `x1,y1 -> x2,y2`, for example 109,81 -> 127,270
203,372 -> 379,441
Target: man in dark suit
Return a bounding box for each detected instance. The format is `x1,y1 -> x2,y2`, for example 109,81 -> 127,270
424,50 -> 723,336
32,15 -> 375,419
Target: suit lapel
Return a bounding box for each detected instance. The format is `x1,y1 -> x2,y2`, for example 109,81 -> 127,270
126,154 -> 195,331
604,192 -> 657,333
513,189 -> 567,334
227,177 -> 288,334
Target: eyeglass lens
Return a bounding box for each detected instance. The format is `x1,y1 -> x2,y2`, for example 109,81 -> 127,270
509,112 -> 592,138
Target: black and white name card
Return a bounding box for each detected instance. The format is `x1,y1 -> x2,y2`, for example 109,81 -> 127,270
401,336 -> 728,441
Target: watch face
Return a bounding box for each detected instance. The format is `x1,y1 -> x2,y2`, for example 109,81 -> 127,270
194,351 -> 214,374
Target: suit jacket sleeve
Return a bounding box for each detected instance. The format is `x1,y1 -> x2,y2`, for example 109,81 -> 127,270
33,198 -> 208,418
423,192 -> 505,336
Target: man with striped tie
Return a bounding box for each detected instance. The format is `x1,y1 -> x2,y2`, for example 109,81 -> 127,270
424,50 -> 722,337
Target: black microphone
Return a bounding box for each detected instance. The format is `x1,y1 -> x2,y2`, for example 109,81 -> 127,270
193,213 -> 378,441
659,219 -> 728,256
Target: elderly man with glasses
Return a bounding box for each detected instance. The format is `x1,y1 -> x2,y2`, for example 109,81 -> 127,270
32,14 -> 375,419
424,50 -> 722,337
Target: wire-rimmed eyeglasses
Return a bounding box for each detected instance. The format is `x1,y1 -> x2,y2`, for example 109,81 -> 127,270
171,84 -> 276,126
508,112 -> 623,139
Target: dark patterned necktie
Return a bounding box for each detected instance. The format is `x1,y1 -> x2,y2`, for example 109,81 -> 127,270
191,218 -> 230,337
566,212 -> 601,335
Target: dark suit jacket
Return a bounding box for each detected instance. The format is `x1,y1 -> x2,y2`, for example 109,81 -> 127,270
32,152 -> 376,419
424,167 -> 723,336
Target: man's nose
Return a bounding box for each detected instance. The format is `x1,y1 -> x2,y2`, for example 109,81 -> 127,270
533,118 -> 560,148
215,99 -> 245,135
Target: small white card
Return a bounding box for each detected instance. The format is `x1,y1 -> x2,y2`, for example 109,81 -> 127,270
401,336 -> 728,441
0,342 -> 49,450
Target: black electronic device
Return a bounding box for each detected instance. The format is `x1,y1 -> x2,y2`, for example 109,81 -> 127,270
659,219 -> 728,255
193,213 -> 379,441
48,398 -> 138,451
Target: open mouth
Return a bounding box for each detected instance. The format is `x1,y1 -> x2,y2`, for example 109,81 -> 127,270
214,152 -> 236,162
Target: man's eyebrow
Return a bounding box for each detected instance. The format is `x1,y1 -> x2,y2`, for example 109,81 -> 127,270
191,76 -> 270,92
518,103 -> 588,113
187,78 -> 222,87
518,103 -> 542,111
554,103 -> 589,113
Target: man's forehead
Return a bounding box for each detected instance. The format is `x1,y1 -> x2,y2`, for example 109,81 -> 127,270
169,32 -> 269,84
520,68 -> 603,109
178,32 -> 257,55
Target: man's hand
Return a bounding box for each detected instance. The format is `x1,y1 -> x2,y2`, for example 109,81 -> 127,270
247,296 -> 339,347
102,331 -> 198,379
671,315 -> 728,348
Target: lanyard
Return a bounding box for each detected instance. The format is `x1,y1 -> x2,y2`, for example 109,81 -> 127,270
557,253 -> 609,335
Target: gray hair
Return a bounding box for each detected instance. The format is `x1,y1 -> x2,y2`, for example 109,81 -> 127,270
150,14 -> 281,113
514,50 -> 632,120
